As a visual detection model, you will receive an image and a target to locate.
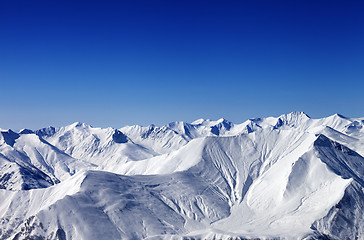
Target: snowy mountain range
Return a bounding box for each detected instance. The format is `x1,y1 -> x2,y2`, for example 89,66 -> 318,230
0,112 -> 363,239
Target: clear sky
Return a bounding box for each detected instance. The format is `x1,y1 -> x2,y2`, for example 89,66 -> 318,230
1,0 -> 363,130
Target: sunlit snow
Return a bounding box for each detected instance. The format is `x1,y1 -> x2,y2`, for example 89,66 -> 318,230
0,112 -> 363,239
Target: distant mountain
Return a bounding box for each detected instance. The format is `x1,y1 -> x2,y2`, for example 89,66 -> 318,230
0,112 -> 363,239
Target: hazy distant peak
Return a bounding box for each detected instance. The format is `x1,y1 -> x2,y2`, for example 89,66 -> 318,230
216,118 -> 224,123
68,121 -> 92,129
190,118 -> 232,127
279,111 -> 311,120
167,121 -> 187,128
35,126 -> 57,137
19,129 -> 34,134
191,118 -> 205,125
112,129 -> 128,143
0,129 -> 20,146
332,113 -> 348,119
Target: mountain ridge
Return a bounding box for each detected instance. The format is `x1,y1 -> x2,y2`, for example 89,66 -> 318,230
0,112 -> 363,239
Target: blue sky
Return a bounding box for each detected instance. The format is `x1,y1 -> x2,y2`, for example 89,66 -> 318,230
1,1 -> 363,130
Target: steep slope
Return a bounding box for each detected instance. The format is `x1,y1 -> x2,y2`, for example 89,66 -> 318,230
0,130 -> 95,189
0,171 -> 86,239
35,112 -> 364,168
209,135 -> 353,239
1,125 -> 363,239
309,135 -> 364,240
0,169 -> 232,240
0,131 -> 55,190
37,123 -> 157,169
249,112 -> 364,156
119,118 -> 256,154
120,127 -> 361,239
13,133 -> 95,181
0,154 -> 53,190
120,112 -> 364,157
0,112 -> 363,239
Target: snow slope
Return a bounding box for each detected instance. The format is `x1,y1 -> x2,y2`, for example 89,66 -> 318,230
0,112 -> 363,239
37,123 -> 157,170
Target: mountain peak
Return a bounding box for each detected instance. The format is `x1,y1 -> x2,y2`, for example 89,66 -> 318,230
216,118 -> 228,124
1,113 -> 364,239
191,118 -> 231,127
191,118 -> 206,125
19,129 -> 34,134
0,129 -> 20,146
333,113 -> 348,119
35,126 -> 56,137
112,129 -> 128,143
284,111 -> 311,119
68,122 -> 92,129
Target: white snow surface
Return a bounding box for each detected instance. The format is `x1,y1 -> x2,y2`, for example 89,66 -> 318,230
0,112 -> 363,239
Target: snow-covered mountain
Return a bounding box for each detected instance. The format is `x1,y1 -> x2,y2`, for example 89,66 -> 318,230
0,112 -> 363,239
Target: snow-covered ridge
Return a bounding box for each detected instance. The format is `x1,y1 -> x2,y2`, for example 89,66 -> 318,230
29,111 -> 364,155
0,112 -> 363,239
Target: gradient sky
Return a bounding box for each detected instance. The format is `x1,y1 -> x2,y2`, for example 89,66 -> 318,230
1,0 -> 363,130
